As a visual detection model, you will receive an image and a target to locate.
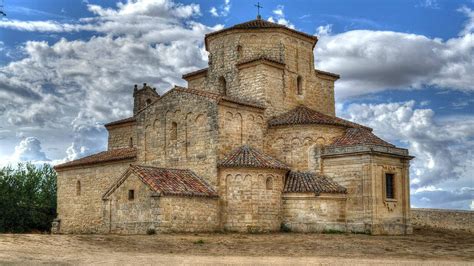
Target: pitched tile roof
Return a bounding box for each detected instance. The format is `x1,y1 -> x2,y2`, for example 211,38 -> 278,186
329,128 -> 395,147
205,19 -> 318,47
104,117 -> 136,127
54,148 -> 137,170
129,165 -> 217,197
284,171 -> 347,195
218,145 -> 289,170
268,105 -> 371,130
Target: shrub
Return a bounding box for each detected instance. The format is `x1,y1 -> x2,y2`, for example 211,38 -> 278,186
146,228 -> 156,235
280,223 -> 291,233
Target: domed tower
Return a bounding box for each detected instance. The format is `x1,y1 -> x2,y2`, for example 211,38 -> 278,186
184,17 -> 339,118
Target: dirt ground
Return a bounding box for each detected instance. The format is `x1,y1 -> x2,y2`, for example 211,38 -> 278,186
0,227 -> 473,265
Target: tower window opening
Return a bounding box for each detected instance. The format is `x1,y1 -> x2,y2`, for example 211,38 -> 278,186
237,45 -> 243,58
146,98 -> 152,106
297,76 -> 303,95
129,137 -> 133,147
219,76 -> 227,96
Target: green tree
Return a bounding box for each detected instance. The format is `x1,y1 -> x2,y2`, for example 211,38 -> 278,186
0,163 -> 57,233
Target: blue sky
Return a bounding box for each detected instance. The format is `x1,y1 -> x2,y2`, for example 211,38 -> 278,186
0,0 -> 473,210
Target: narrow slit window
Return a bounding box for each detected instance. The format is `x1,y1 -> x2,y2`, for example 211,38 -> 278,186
385,173 -> 395,199
128,189 -> 135,200
129,137 -> 133,147
171,122 -> 177,141
297,76 -> 303,95
219,76 -> 227,96
266,177 -> 273,190
76,180 -> 81,196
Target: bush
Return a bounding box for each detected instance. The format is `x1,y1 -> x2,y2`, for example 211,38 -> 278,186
280,223 -> 291,233
0,163 -> 57,233
146,228 -> 156,235
322,229 -> 345,234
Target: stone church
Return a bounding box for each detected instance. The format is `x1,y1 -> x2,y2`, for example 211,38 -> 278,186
54,18 -> 414,235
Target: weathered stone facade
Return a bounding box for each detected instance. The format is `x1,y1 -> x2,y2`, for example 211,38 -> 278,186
55,18 -> 413,235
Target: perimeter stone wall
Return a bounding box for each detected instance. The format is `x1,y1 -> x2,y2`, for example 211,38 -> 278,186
411,208 -> 473,232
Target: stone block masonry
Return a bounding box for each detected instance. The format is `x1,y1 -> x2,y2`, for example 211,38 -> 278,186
411,208 -> 473,232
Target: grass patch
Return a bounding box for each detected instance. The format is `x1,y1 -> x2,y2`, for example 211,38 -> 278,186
193,239 -> 205,245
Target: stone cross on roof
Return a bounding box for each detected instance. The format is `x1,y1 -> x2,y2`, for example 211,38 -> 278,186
254,2 -> 263,20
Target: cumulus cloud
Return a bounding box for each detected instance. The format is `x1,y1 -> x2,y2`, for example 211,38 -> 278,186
0,0 -> 221,162
315,7 -> 474,99
340,101 -> 474,209
0,137 -> 52,167
268,5 -> 295,29
209,0 -> 231,17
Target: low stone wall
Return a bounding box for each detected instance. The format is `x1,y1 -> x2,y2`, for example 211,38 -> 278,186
411,208 -> 473,232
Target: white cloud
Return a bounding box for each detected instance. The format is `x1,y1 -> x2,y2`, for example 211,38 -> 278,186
315,7 -> 474,99
316,24 -> 332,36
209,0 -> 231,17
340,100 -> 474,210
267,5 -> 295,29
0,137 -> 51,167
0,0 -> 221,163
417,0 -> 440,9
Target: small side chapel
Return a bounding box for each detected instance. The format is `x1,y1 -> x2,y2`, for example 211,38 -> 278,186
54,17 -> 414,235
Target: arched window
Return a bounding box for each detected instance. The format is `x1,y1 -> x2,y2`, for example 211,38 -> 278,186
297,76 -> 303,95
266,176 -> 273,190
129,137 -> 133,148
218,76 -> 227,95
146,98 -> 152,106
76,180 -> 81,196
170,122 -> 178,141
237,45 -> 243,58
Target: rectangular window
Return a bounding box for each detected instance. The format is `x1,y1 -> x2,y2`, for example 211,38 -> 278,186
128,189 -> 135,200
385,174 -> 395,199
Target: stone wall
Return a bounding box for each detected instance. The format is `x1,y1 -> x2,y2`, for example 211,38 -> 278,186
159,197 -> 219,233
218,168 -> 286,232
266,124 -> 346,171
105,171 -> 160,234
282,193 -> 347,232
107,123 -> 136,150
104,172 -> 219,234
56,161 -> 133,233
205,30 -> 337,118
322,152 -> 412,235
135,89 -> 220,188
411,208 -> 473,232
217,104 -> 265,158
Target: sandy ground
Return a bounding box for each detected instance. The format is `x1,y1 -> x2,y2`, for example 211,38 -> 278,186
0,227 -> 472,265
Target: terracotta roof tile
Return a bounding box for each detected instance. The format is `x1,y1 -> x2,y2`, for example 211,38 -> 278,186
284,171 -> 347,195
268,105 -> 371,130
129,165 -> 217,197
219,145 -> 289,170
54,148 -> 137,170
329,128 -> 395,147
104,117 -> 136,127
205,19 -> 318,47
